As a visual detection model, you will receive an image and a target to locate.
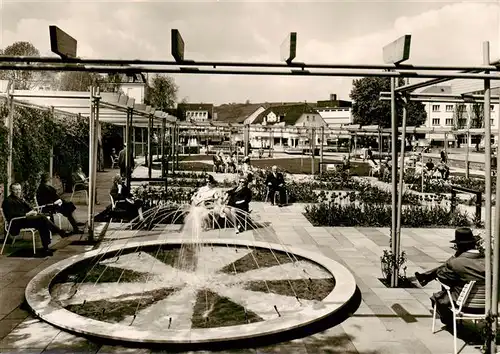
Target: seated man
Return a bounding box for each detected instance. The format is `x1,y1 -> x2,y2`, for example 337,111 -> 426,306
2,183 -> 69,256
110,175 -> 144,221
72,167 -> 99,204
223,177 -> 252,234
37,173 -> 84,234
436,162 -> 450,180
414,227 -> 485,326
265,165 -> 286,206
94,175 -> 144,222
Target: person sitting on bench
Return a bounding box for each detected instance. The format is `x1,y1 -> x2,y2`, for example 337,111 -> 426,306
265,165 -> 286,207
2,183 -> 69,256
414,227 -> 485,327
223,177 -> 252,234
36,172 -> 84,234
110,175 -> 144,221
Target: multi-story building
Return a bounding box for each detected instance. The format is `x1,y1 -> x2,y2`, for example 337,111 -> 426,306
248,103 -> 326,149
420,85 -> 499,147
314,94 -> 353,128
177,103 -> 214,123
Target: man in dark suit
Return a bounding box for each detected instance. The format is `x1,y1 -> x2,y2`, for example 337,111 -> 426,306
414,227 -> 485,326
265,165 -> 286,207
118,144 -> 134,178
224,177 -> 252,234
2,183 -> 69,256
36,173 -> 83,234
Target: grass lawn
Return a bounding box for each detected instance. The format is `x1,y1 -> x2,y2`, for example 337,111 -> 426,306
178,158 -> 371,176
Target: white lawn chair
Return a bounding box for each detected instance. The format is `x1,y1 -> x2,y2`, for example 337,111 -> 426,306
70,178 -> 89,205
34,199 -> 62,229
432,280 -> 486,354
1,208 -> 38,255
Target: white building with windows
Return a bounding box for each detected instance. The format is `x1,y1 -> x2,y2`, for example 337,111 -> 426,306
316,107 -> 353,128
421,85 -> 499,147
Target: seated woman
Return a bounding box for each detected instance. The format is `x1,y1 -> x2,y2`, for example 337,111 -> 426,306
36,172 -> 83,234
187,175 -> 223,231
94,175 -> 144,222
191,175 -> 222,208
222,177 -> 252,234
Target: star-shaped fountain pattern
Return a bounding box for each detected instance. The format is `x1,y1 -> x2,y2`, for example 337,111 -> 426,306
52,246 -> 334,331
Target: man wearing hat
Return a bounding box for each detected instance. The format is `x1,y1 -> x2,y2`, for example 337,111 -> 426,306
414,227 -> 485,326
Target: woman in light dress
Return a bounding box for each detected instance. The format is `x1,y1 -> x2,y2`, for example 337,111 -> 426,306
186,174 -> 224,232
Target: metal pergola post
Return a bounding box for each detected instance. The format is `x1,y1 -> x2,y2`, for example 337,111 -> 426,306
161,117 -> 166,178
6,85 -> 14,190
395,95 -> 408,287
390,77 -> 398,288
148,114 -> 153,179
127,108 -> 134,190
483,41 -> 494,354
311,127 -> 316,175
87,86 -> 98,241
320,126 -> 324,174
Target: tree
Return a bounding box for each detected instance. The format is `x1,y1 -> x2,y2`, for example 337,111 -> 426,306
58,72 -> 122,93
350,77 -> 427,128
144,74 -> 178,111
0,41 -> 54,90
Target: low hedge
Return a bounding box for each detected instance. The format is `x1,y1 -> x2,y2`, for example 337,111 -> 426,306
304,202 -> 472,228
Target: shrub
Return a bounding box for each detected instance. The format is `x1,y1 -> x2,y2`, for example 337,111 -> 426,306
304,202 -> 472,228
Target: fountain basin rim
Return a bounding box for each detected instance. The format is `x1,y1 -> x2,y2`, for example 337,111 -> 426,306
26,238 -> 356,345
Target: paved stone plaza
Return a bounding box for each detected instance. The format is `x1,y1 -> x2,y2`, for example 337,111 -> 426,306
0,184 -> 487,353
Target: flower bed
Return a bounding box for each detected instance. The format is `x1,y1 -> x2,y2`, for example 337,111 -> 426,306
304,202 -> 472,227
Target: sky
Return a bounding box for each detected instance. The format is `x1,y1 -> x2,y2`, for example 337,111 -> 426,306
1,0 -> 499,105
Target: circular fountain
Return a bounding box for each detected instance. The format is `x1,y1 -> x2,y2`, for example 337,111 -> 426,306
25,202 -> 357,347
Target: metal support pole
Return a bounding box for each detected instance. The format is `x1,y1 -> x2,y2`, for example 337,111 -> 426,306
125,109 -> 130,184
244,124 -> 250,157
390,77 -> 398,288
465,130 -> 470,179
320,126 -> 324,174
161,118 -> 166,178
87,87 -> 96,241
49,106 -> 54,179
482,41 -> 497,354
175,124 -> 180,171
311,127 -> 316,175
127,109 -> 134,190
395,96 -> 408,288
6,87 -> 14,190
379,129 -> 383,164
354,132 -> 357,157
148,115 -> 152,179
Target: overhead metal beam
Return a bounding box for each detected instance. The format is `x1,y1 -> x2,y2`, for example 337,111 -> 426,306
1,55 -> 500,72
2,64 -> 500,81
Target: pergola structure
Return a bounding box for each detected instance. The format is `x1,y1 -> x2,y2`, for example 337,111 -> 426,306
3,26 -> 500,352
0,85 -> 177,239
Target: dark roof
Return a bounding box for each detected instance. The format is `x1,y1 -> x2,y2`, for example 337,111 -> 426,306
316,99 -> 352,108
253,103 -> 319,126
178,103 -> 214,111
214,103 -> 263,123
420,85 -> 452,94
